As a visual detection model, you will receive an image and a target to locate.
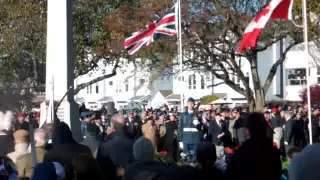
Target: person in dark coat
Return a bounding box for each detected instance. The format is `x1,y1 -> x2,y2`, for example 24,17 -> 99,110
208,113 -> 226,158
264,111 -> 274,140
125,112 -> 142,141
163,113 -> 178,161
196,142 -> 223,180
96,114 -> 134,180
294,111 -> 306,149
123,137 -> 167,180
0,130 -> 14,157
283,111 -> 296,153
43,122 -> 94,179
13,112 -> 29,132
178,97 -> 200,155
232,109 -> 246,145
80,123 -> 100,155
198,111 -> 209,141
310,107 -> 320,143
224,112 -> 282,180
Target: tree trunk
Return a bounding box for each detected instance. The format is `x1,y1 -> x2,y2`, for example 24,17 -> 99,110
246,89 -> 265,112
254,88 -> 265,112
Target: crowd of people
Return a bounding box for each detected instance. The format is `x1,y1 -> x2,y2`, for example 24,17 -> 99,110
0,97 -> 320,180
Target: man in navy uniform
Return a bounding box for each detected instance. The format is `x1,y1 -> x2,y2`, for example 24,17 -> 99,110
179,97 -> 200,155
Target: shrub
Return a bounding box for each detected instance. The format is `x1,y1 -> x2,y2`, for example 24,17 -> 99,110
200,95 -> 219,104
300,85 -> 320,105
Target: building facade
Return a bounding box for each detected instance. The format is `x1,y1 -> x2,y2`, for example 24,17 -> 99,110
74,41 -> 320,110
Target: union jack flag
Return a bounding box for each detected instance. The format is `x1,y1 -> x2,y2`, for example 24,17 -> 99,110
124,3 -> 178,55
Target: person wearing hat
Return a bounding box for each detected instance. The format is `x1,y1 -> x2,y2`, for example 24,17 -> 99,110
13,112 -> 29,132
198,111 -> 209,141
163,113 -> 179,161
80,111 -> 93,138
294,111 -> 307,149
125,111 -> 142,141
283,111 -> 297,154
232,108 -> 247,146
309,106 -> 320,143
7,129 -> 29,163
80,123 -> 100,156
178,97 -> 201,155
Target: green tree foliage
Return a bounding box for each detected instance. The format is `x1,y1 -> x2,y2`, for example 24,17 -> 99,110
200,95 -> 219,105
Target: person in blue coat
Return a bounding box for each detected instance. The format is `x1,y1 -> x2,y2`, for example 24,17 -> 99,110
81,111 -> 93,138
179,97 -> 200,155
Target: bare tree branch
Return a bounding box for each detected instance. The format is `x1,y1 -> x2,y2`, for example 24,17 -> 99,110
74,60 -> 120,95
262,42 -> 299,93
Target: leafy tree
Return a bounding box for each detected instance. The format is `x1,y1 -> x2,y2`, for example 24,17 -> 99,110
200,95 -> 219,104
300,85 -> 320,106
0,0 -> 137,100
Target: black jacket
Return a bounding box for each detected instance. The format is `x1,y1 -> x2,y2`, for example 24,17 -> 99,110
123,161 -> 167,180
233,118 -> 247,145
80,136 -> 100,154
163,121 -> 178,145
225,137 -> 282,180
0,132 -> 14,157
96,129 -> 134,180
125,118 -> 142,140
43,122 -> 94,179
208,119 -> 226,145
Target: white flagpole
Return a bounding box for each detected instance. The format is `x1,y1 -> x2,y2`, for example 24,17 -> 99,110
178,0 -> 184,112
51,76 -> 55,123
302,0 -> 313,144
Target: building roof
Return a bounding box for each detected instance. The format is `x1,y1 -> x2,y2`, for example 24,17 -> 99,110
129,96 -> 145,101
129,95 -> 151,102
98,96 -> 113,102
159,90 -> 173,97
165,94 -> 181,100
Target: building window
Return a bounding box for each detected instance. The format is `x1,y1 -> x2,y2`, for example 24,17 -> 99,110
116,81 -> 122,92
125,80 -> 129,92
109,81 -> 113,85
206,74 -> 211,82
178,76 -> 184,81
139,79 -> 145,85
287,69 -> 306,86
95,84 -> 99,94
245,72 -> 250,85
188,75 -> 196,89
201,75 -> 205,89
87,85 -> 92,94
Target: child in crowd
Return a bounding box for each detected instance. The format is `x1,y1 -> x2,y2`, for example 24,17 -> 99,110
282,147 -> 301,180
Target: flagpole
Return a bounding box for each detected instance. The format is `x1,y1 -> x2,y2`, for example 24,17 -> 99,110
178,0 -> 184,112
302,0 -> 313,144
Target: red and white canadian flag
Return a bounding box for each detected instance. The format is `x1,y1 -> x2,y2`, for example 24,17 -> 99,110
237,0 -> 294,52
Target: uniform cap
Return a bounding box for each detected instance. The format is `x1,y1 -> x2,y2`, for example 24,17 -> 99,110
80,112 -> 92,117
85,123 -> 99,136
187,97 -> 195,103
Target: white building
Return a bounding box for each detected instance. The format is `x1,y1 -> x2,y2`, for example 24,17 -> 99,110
74,59 -> 173,109
259,40 -> 320,102
74,41 -> 320,110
